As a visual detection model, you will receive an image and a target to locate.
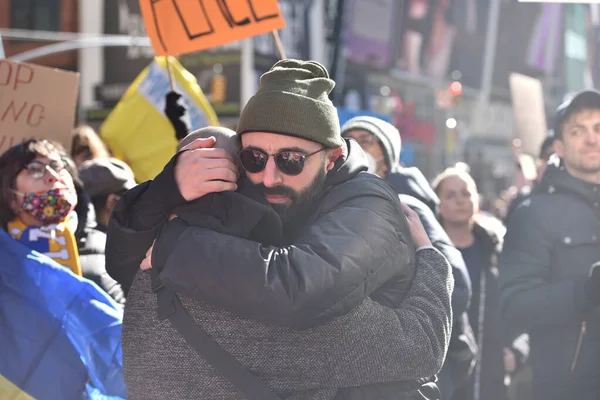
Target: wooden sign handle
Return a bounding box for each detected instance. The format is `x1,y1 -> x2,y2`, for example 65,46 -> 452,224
271,30 -> 287,60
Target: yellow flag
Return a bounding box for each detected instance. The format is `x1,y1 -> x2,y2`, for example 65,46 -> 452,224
100,56 -> 218,182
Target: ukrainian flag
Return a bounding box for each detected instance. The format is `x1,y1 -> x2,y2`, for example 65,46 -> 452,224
100,56 -> 219,182
0,229 -> 125,399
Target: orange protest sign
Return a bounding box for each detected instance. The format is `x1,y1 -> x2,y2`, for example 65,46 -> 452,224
139,0 -> 286,57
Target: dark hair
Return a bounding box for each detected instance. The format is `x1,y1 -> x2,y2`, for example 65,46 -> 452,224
0,139 -> 68,230
555,92 -> 600,139
91,193 -> 110,216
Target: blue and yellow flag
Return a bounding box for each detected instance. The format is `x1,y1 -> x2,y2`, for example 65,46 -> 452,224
0,229 -> 125,399
100,56 -> 218,182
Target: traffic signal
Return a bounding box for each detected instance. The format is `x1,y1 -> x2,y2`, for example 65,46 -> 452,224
449,81 -> 463,97
211,74 -> 226,104
436,81 -> 464,110
448,81 -> 463,106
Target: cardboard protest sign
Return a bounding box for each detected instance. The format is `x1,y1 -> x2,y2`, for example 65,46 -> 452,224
139,0 -> 286,57
0,60 -> 80,155
509,73 -> 547,157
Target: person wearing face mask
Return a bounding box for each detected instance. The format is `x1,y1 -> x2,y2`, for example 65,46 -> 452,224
341,116 -> 440,213
0,139 -> 125,305
342,116 -> 476,399
0,139 -> 127,399
1,140 -> 81,274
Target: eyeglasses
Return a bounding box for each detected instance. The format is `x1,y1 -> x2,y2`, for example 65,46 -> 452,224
22,159 -> 66,180
346,133 -> 378,149
239,147 -> 326,176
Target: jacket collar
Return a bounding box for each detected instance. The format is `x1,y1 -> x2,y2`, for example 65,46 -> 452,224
536,157 -> 600,207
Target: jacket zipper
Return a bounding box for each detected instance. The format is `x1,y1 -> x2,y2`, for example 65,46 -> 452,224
570,320 -> 587,372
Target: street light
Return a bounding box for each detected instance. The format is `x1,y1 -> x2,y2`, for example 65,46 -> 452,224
446,118 -> 457,129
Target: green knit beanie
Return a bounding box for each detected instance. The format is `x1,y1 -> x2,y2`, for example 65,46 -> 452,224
237,59 -> 343,148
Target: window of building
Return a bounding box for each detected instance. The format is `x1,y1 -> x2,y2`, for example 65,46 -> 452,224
11,0 -> 61,31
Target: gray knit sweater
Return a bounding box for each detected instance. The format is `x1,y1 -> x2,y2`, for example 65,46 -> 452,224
122,247 -> 453,399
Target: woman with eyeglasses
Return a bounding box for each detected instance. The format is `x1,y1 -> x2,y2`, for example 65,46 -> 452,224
0,138 -> 126,399
0,139 -> 125,305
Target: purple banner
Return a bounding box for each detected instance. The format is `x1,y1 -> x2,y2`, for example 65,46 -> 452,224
344,0 -> 399,69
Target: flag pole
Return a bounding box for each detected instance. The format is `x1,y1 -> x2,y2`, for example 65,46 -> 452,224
166,55 -> 175,90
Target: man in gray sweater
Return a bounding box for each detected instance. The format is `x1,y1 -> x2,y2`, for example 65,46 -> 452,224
106,60 -> 453,399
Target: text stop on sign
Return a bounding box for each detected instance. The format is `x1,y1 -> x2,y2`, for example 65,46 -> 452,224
0,60 -> 79,155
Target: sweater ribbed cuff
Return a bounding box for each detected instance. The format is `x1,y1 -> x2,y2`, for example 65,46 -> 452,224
416,245 -> 437,254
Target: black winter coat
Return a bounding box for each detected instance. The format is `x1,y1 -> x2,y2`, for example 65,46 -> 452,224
454,219 -> 508,400
499,161 -> 600,400
386,167 -> 440,214
73,185 -> 125,305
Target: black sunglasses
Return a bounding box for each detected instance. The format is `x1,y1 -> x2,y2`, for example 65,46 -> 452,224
239,147 -> 326,176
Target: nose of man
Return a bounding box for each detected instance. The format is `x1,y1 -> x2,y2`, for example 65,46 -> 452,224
261,156 -> 284,188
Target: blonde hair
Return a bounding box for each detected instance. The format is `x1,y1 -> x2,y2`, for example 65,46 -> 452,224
71,125 -> 110,160
432,167 -> 478,197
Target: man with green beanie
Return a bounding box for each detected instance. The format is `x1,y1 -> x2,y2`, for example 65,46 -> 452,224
106,59 -> 453,399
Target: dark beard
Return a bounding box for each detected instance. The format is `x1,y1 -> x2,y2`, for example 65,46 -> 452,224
253,168 -> 328,225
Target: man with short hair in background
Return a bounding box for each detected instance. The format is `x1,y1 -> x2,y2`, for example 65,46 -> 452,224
500,90 -> 600,400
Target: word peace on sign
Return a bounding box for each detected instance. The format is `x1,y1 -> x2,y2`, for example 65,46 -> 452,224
139,0 -> 286,56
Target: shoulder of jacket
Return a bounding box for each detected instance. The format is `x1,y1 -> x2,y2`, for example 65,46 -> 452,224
332,172 -> 398,201
474,218 -> 504,248
506,192 -> 559,235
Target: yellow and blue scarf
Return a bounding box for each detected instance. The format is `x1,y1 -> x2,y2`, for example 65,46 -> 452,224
8,214 -> 82,276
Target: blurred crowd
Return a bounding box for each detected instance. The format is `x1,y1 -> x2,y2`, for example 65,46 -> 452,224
1,60 -> 600,400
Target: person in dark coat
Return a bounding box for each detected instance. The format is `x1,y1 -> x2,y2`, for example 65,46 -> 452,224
106,60 -> 453,399
432,167 -> 520,400
499,89 -> 600,400
341,116 -> 476,399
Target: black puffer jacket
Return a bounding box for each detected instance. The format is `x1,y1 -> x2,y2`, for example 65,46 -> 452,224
153,145 -> 420,326
387,167 -> 440,214
107,140 -> 453,399
73,185 -> 125,305
499,160 -> 600,400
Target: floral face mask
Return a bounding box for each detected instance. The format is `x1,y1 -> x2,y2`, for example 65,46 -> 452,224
14,187 -> 77,225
